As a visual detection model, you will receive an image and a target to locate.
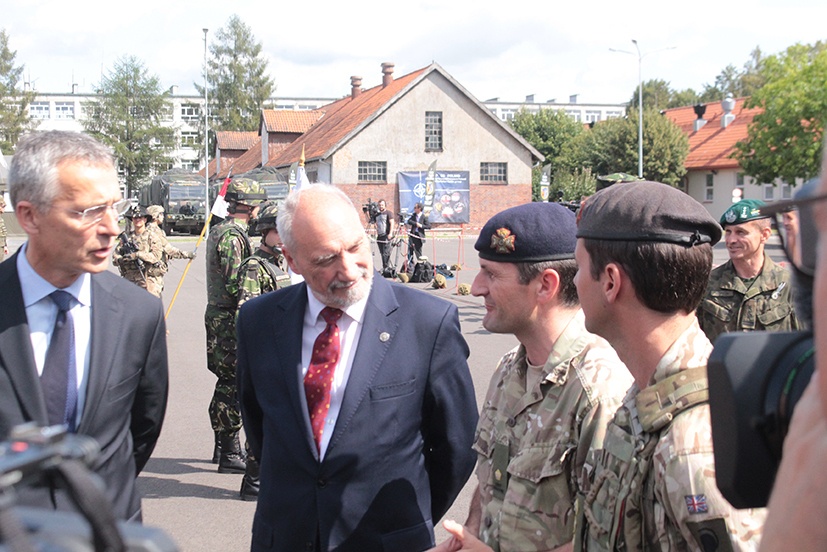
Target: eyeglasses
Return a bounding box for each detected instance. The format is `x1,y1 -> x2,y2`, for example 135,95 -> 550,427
63,198 -> 132,225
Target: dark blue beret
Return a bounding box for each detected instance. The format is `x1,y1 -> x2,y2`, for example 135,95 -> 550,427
576,181 -> 722,246
475,202 -> 577,262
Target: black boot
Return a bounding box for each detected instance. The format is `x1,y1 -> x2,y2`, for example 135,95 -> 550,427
217,432 -> 246,474
239,457 -> 260,501
211,432 -> 221,464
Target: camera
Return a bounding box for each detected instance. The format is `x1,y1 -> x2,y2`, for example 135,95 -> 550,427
362,198 -> 380,223
0,424 -> 177,551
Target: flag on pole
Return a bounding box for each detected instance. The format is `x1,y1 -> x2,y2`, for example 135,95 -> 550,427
211,172 -> 232,218
295,144 -> 310,191
423,160 -> 437,215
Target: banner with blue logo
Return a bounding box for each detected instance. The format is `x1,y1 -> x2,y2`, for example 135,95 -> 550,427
397,170 -> 470,223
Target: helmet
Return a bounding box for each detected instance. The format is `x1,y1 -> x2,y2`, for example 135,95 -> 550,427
225,178 -> 267,206
252,200 -> 279,234
125,206 -> 150,219
146,205 -> 165,223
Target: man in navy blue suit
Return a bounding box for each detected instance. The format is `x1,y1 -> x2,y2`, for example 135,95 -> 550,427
237,184 -> 477,551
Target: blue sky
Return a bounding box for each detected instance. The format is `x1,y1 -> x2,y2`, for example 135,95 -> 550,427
5,0 -> 826,105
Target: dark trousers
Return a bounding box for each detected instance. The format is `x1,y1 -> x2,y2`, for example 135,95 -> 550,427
377,234 -> 391,270
407,235 -> 423,271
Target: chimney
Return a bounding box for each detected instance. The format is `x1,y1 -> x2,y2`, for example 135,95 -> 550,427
169,85 -> 178,95
381,62 -> 395,87
721,94 -> 736,128
72,83 -> 78,94
569,94 -> 578,104
693,103 -> 707,132
351,76 -> 363,99
525,94 -> 535,103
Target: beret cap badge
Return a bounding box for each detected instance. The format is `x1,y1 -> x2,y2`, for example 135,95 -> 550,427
490,228 -> 516,254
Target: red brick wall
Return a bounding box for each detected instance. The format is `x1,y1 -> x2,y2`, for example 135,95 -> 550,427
337,182 -> 532,233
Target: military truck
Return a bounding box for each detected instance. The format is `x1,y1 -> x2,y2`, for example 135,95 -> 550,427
208,167 -> 289,227
140,169 -> 208,234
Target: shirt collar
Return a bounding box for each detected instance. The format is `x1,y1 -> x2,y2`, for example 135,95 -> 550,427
17,242 -> 92,308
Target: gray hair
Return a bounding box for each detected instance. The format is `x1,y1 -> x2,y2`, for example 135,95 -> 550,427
277,183 -> 356,252
9,131 -> 115,212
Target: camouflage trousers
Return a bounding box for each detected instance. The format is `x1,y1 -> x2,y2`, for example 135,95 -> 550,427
119,269 -> 164,297
205,305 -> 242,434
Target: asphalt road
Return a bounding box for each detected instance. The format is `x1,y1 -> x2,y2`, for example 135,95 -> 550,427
3,231 -> 788,551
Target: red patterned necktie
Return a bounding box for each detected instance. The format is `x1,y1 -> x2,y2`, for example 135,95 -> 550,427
304,306 -> 344,451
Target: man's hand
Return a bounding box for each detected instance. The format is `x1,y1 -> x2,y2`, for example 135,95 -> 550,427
428,520 -> 493,552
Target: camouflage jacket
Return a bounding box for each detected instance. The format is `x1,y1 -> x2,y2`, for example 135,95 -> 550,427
148,222 -> 192,261
575,320 -> 765,552
475,311 -> 633,551
113,228 -> 165,282
698,253 -> 798,343
206,217 -> 252,308
236,248 -> 291,311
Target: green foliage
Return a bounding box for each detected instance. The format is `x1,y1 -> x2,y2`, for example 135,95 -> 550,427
733,42 -> 827,184
630,79 -> 700,110
197,15 -> 274,133
699,47 -> 767,102
82,56 -> 176,195
0,29 -> 35,153
510,107 -> 583,171
547,167 -> 597,203
566,108 -> 688,186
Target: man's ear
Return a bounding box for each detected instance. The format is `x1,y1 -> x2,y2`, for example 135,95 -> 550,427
282,246 -> 301,275
602,262 -> 624,304
15,201 -> 40,235
536,268 -> 561,304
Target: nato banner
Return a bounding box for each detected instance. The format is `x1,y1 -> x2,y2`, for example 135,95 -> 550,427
398,170 -> 470,223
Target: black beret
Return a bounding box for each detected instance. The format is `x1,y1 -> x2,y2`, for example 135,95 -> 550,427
576,181 -> 722,246
475,202 -> 577,262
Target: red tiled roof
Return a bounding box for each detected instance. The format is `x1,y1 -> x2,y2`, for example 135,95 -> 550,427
266,66 -> 429,168
216,131 -> 258,150
663,97 -> 762,171
214,138 -> 263,178
262,110 -> 324,133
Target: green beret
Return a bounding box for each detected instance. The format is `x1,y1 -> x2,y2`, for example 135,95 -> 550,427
720,199 -> 769,226
475,202 -> 577,262
576,181 -> 722,246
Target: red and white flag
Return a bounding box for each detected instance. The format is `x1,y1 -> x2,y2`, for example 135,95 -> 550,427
211,174 -> 231,218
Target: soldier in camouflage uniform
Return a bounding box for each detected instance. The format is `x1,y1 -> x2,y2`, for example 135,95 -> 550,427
113,206 -> 166,297
457,202 -> 633,552
0,194 -> 8,261
147,205 -> 197,265
697,199 -> 798,343
235,199 -> 290,501
205,179 -> 266,474
572,182 -> 765,551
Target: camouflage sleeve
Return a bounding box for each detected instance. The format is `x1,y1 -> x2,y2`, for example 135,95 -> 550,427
236,258 -> 274,312
217,230 -> 248,299
653,405 -> 765,551
163,240 -> 191,260
136,231 -> 164,265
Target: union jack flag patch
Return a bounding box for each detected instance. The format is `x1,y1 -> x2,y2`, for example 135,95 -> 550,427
685,494 -> 708,514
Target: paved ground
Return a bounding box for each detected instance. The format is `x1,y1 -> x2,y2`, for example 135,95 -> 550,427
3,231 -> 788,551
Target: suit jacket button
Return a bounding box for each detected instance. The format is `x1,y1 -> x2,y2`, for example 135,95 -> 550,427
318,479 -> 327,488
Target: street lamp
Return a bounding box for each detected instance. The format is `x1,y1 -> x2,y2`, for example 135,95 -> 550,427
203,28 -> 209,237
609,40 -> 676,179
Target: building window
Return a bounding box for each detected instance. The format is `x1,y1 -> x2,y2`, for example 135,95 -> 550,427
585,110 -> 601,123
705,173 -> 714,201
54,102 -> 75,119
481,162 -> 507,184
425,111 -> 443,151
500,109 -> 517,121
180,160 -> 199,171
181,131 -> 198,148
566,110 -> 581,122
781,183 -> 793,200
606,110 -> 624,119
29,101 -> 50,119
763,184 -> 775,201
358,161 -> 387,183
181,104 -> 200,122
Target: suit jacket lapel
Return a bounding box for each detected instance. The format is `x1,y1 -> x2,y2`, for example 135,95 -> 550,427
0,252 -> 49,424
78,273 -> 123,433
327,276 -> 399,454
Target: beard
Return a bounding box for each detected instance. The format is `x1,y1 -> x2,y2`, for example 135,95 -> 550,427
314,268 -> 374,309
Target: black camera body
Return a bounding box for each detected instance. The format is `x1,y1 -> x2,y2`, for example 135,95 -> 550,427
708,330 -> 814,508
362,198 -> 380,223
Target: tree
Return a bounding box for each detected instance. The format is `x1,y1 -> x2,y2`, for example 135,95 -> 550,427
566,108 -> 689,186
733,42 -> 827,185
630,79 -> 701,110
197,15 -> 274,133
699,47 -> 767,102
83,56 -> 176,195
0,29 -> 35,153
510,107 -> 583,173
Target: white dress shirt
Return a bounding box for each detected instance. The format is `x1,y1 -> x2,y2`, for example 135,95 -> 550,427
17,243 -> 91,429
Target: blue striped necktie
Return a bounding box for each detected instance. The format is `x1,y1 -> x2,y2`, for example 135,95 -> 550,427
41,290 -> 78,431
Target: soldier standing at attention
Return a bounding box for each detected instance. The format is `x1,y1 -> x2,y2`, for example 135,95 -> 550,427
205,179 -> 266,474
234,199 -> 290,501
146,205 -> 196,264
462,202 -> 632,551
113,206 -> 166,297
697,198 -> 798,343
